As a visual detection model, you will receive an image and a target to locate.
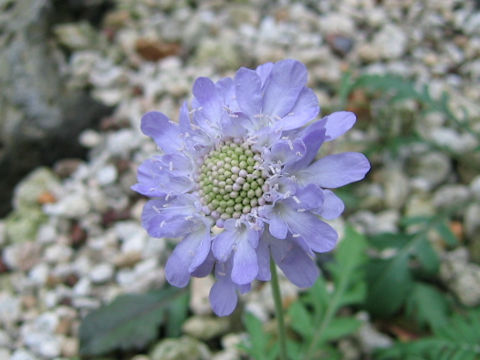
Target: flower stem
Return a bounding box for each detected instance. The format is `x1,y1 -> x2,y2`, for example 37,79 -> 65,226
270,256 -> 288,360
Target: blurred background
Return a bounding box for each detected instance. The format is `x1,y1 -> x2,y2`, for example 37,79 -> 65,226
1,0 -> 480,359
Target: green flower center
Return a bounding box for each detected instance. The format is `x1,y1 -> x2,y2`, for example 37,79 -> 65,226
198,141 -> 267,220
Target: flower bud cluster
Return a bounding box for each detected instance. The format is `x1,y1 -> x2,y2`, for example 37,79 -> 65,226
198,141 -> 267,220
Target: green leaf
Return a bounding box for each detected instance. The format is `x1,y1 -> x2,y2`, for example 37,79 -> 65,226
411,236 -> 439,274
434,221 -> 457,246
321,317 -> 362,342
288,302 -> 313,339
368,232 -> 412,250
375,309 -> 480,360
240,312 -> 278,360
405,282 -> 449,330
165,291 -> 189,337
79,286 -> 185,356
366,252 -> 414,316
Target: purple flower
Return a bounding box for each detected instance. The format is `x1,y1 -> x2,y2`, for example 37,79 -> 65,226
132,59 -> 370,316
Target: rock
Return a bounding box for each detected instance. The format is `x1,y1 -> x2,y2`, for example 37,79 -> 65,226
20,312 -> 62,358
0,348 -> 11,359
0,292 -> 22,326
383,166 -> 410,209
4,207 -> 47,244
135,37 -> 181,62
319,13 -> 355,35
43,191 -> 91,218
0,329 -> 11,347
182,316 -> 230,341
2,241 -> 42,271
409,151 -> 451,190
96,164 -> 118,185
190,276 -> 215,315
327,34 -> 355,56
12,168 -> 60,211
355,312 -> 393,353
0,0 -> 111,216
464,203 -> 480,238
45,244 -> 73,264
29,263 -> 50,286
61,337 -> 79,357
89,263 -> 114,284
10,349 -> 38,360
150,336 -> 211,360
79,129 -> 103,148
372,24 -> 407,59
440,248 -> 480,306
427,127 -> 478,154
54,22 -> 98,50
432,185 -> 470,210
469,175 -> 480,200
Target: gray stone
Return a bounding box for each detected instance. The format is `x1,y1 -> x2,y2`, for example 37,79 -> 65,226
0,0 -> 110,215
383,167 -> 410,209
12,168 -> 60,211
470,175 -> 480,201
10,349 -> 38,360
150,337 -> 211,360
433,185 -> 470,210
2,241 -> 42,271
182,316 -> 230,341
440,248 -> 480,306
0,292 -> 22,326
90,263 -> 114,284
409,152 -> 451,190
355,312 -> 393,353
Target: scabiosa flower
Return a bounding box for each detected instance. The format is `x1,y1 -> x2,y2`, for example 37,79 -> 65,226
132,59 -> 370,316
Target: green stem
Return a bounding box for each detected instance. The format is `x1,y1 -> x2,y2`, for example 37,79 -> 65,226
270,256 -> 288,360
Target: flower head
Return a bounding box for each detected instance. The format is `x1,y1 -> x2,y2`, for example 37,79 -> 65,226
132,59 -> 370,316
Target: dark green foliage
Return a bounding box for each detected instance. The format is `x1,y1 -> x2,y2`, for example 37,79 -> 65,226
405,283 -> 449,330
238,312 -> 279,360
376,310 -> 480,360
365,212 -> 458,322
240,226 -> 368,360
79,286 -> 187,356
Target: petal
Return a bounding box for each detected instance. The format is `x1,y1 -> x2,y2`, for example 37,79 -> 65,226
320,190 -> 345,220
272,200 -> 338,253
263,208 -> 288,239
191,252 -> 215,277
262,59 -> 308,119
296,152 -> 371,188
212,229 -> 236,262
268,139 -> 306,166
256,62 -> 273,85
273,87 -> 319,132
256,235 -> 271,281
323,111 -> 356,141
141,197 -> 197,238
178,101 -> 191,131
188,224 -> 213,273
232,237 -> 258,285
285,120 -> 326,172
284,209 -> 338,253
216,77 -> 239,112
165,225 -> 209,287
131,156 -> 193,197
234,67 -> 262,117
289,184 -> 324,212
141,111 -> 184,153
271,237 -> 319,288
192,77 -> 223,137
209,278 -> 238,316
210,261 -> 238,316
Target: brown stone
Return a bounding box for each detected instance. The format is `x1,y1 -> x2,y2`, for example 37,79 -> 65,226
134,38 -> 181,62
